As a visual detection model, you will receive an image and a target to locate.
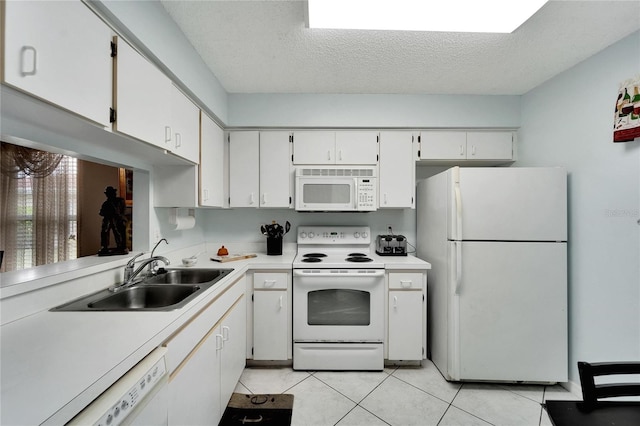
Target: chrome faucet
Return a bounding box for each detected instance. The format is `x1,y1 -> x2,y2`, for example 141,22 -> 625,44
112,255 -> 170,292
112,239 -> 170,292
149,238 -> 169,275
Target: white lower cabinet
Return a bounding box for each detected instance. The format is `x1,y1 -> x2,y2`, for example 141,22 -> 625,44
164,276 -> 246,425
387,272 -> 426,361
252,272 -> 291,361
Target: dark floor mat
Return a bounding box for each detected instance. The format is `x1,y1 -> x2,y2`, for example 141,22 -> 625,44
219,393 -> 294,425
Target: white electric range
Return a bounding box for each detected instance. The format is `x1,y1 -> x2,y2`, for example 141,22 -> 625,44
292,226 -> 385,371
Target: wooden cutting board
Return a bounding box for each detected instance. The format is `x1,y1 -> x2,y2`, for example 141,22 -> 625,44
210,253 -> 257,263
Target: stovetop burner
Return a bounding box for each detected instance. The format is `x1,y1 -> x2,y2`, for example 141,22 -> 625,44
346,256 -> 373,263
303,253 -> 327,258
301,257 -> 323,263
348,253 -> 367,257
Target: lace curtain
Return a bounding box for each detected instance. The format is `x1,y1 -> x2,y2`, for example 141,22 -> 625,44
0,142 -> 77,272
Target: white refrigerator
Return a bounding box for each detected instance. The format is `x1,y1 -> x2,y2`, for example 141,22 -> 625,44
417,167 -> 568,383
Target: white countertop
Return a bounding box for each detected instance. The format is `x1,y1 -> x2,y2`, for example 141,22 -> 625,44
0,251 -> 429,425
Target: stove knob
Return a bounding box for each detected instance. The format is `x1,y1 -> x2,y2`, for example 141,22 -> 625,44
362,232 -> 368,238
308,232 -> 315,238
300,232 -> 307,239
354,232 -> 360,238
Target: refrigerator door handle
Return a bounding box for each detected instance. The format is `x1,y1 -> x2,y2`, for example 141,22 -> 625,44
454,241 -> 462,295
453,167 -> 462,240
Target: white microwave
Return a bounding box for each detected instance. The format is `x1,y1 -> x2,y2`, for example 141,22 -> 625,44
295,167 -> 377,212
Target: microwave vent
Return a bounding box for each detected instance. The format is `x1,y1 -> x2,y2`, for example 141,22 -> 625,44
300,168 -> 374,177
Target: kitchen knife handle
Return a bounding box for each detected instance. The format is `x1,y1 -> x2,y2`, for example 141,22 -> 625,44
20,46 -> 37,76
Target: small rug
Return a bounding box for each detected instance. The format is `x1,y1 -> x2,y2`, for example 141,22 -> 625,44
219,393 -> 294,425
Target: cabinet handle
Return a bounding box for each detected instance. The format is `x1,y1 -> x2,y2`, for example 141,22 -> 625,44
278,295 -> 283,310
393,296 -> 398,308
471,145 -> 476,156
215,334 -> 224,351
165,126 -> 172,143
384,193 -> 388,205
264,279 -> 276,288
327,150 -> 331,161
339,150 -> 343,161
250,192 -> 255,205
20,46 -> 37,76
262,192 -> 268,205
400,280 -> 412,288
459,145 -> 465,156
203,189 -> 209,201
222,325 -> 230,341
175,132 -> 182,149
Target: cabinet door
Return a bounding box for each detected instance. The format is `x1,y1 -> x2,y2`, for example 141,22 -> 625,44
170,85 -> 200,164
3,1 -> 111,127
229,131 -> 259,207
168,325 -> 222,425
419,131 -> 466,160
220,296 -> 246,409
379,132 -> 415,208
253,291 -> 289,360
292,131 -> 335,164
388,291 -> 424,360
466,131 -> 513,160
200,113 -> 225,207
335,131 -> 379,164
259,132 -> 292,208
114,37 -> 172,149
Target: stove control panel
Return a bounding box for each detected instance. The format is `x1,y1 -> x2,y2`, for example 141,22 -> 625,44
297,226 -> 371,245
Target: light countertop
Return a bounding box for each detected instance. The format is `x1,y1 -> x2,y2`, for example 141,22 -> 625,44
0,251 -> 429,425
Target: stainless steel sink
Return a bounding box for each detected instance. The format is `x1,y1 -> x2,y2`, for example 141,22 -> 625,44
52,268 -> 233,311
87,285 -> 201,310
143,268 -> 231,285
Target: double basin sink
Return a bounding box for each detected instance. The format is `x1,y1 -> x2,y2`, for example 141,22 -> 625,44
52,268 -> 232,312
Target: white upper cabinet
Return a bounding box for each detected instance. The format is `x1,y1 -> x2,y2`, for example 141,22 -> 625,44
229,131 -> 260,208
292,131 -> 378,165
114,37 -> 172,149
200,113 -> 226,208
419,130 -> 515,164
169,84 -> 200,164
3,0 -> 112,127
465,131 -> 514,160
259,132 -> 292,208
379,132 -> 415,209
229,131 -> 292,208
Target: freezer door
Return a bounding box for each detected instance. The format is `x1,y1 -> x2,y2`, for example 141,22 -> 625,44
450,241 -> 567,382
448,167 -> 567,241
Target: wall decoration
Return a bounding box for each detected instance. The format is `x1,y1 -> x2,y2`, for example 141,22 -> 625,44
614,75 -> 640,142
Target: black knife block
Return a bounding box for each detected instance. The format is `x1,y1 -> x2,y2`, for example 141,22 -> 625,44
266,236 -> 283,255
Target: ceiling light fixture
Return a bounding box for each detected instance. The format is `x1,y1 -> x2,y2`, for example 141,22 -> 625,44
307,0 -> 548,33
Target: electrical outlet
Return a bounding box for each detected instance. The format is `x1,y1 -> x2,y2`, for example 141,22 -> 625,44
386,224 -> 393,235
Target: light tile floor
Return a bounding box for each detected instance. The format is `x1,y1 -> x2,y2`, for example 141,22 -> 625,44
234,361 -> 581,426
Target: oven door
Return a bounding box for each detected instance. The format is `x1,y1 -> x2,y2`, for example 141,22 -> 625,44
295,177 -> 356,211
293,269 -> 384,342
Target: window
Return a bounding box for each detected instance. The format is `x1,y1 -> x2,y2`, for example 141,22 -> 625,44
1,143 -> 78,272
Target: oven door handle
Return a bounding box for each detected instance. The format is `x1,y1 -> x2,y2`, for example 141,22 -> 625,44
293,270 -> 385,277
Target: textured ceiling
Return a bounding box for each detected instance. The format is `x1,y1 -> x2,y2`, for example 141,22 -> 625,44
160,0 -> 640,95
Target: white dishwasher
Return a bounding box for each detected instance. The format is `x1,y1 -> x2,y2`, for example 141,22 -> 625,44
68,347 -> 168,426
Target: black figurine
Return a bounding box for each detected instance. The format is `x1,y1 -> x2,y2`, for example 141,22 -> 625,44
98,186 -> 129,256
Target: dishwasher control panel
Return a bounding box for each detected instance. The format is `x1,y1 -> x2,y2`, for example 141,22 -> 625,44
68,347 -> 167,426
